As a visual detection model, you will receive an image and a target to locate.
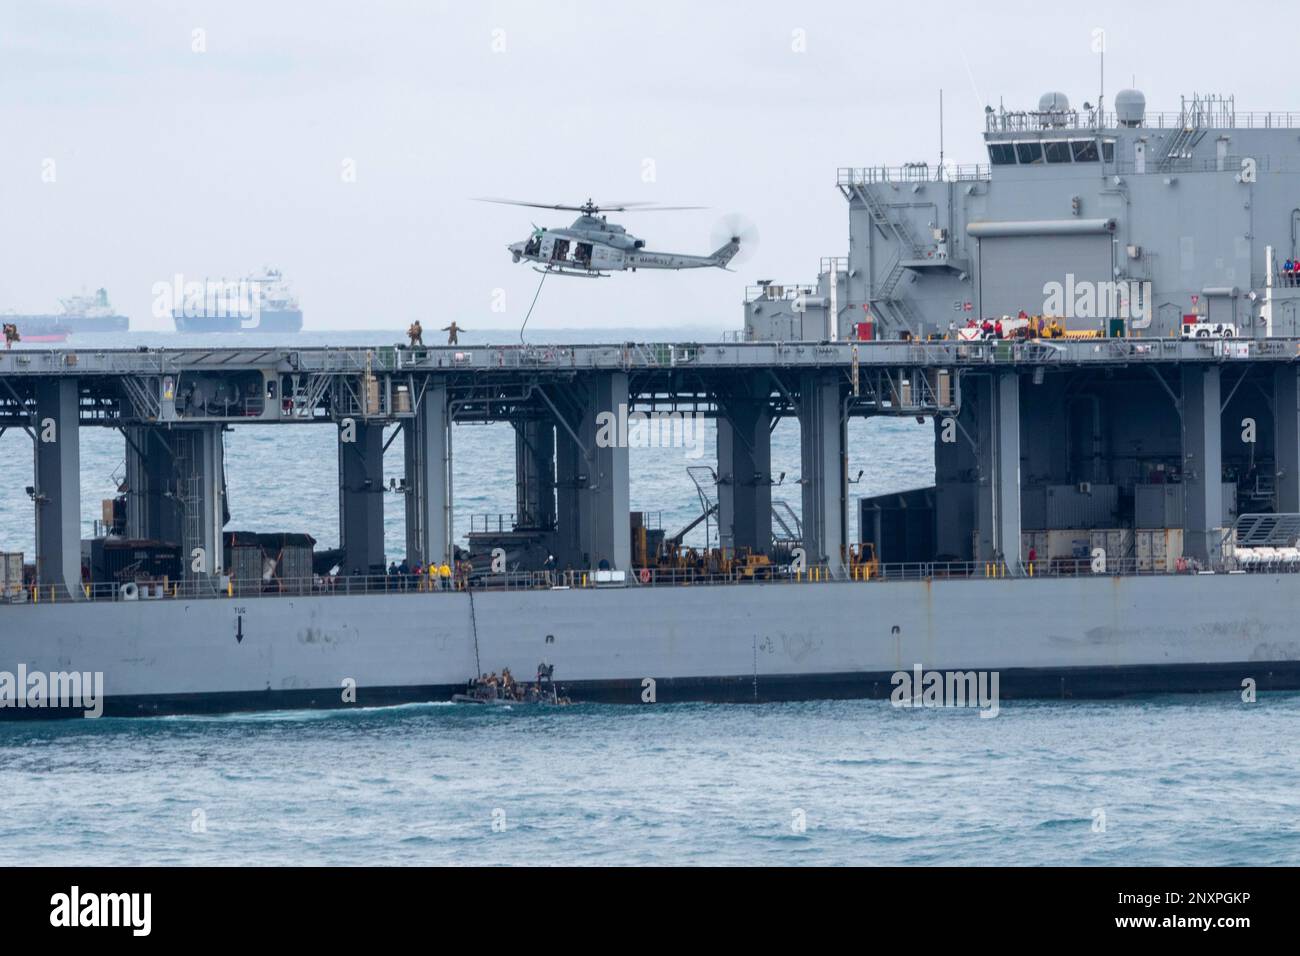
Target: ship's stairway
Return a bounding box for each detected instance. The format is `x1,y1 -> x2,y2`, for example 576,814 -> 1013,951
771,501 -> 802,543
285,373 -> 331,419
850,182 -> 924,269
876,254 -> 910,300
849,180 -> 926,327
869,295 -> 922,335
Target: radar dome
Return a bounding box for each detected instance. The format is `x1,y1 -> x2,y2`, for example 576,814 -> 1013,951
1038,91 -> 1070,112
1115,88 -> 1146,127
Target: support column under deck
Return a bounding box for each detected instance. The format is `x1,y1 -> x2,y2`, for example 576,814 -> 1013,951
973,372 -> 1021,571
550,374 -> 631,572
339,419 -> 386,575
515,417 -> 556,531
583,372 -> 630,571
994,370 -> 1022,571
124,427 -> 184,545
1274,365 -> 1300,513
554,426 -> 584,569
404,384 -> 449,568
716,398 -> 773,555
933,397 -> 978,561
798,372 -> 846,574
33,378 -> 81,597
1182,365 -> 1223,563
171,424 -> 227,581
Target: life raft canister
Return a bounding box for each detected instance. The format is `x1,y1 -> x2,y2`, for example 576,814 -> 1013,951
639,568 -> 652,584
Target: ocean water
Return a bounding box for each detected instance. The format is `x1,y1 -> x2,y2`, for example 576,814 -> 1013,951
1,695 -> 1298,866
2,330 -> 1297,866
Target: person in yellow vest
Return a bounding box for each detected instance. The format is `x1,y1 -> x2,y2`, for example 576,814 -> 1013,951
438,561 -> 452,590
427,562 -> 437,591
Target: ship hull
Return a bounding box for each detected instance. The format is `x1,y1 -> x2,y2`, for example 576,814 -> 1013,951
2,574 -> 1299,718
172,309 -> 303,333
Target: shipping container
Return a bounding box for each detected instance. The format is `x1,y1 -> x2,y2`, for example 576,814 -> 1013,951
393,385 -> 412,414
89,539 -> 181,585
1135,483 -> 1237,527
1019,531 -> 1049,562
1044,483 -> 1119,529
0,551 -> 23,598
1135,529 -> 1184,572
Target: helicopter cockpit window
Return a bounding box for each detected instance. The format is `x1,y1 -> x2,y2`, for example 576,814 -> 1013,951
988,143 -> 1017,165
1015,142 -> 1044,165
524,236 -> 541,256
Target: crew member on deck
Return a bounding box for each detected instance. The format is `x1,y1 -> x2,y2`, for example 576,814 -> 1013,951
408,320 -> 425,347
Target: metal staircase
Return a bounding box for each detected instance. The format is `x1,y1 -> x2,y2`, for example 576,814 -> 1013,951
849,180 -> 924,330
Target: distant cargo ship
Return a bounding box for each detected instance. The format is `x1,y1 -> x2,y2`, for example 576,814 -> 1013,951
172,267 -> 303,333
1,288 -> 129,337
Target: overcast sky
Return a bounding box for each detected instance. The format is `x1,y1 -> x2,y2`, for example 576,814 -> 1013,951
0,0 -> 1278,332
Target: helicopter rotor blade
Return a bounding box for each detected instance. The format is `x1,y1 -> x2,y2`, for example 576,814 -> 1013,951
474,197 -> 590,212
475,197 -> 708,214
598,205 -> 709,212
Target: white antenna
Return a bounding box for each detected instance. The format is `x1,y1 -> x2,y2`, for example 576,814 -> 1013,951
939,89 -> 945,174
1098,38 -> 1105,121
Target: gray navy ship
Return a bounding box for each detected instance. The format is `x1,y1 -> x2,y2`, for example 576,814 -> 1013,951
5,88 -> 1300,717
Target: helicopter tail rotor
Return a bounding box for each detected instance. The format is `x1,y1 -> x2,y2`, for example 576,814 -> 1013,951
710,213 -> 759,268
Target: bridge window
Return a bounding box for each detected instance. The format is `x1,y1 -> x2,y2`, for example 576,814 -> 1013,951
1044,141 -> 1073,163
1071,140 -> 1099,162
988,143 -> 1017,165
1015,142 -> 1044,165
1102,140 -> 1115,162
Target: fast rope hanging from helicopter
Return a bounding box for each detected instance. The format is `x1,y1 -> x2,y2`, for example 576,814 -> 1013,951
519,268 -> 548,343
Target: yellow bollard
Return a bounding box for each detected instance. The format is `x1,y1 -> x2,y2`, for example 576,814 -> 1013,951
582,572 -> 588,588
33,585 -> 38,604
227,580 -> 233,597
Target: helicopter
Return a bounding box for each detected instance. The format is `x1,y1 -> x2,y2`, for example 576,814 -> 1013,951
476,197 -> 754,278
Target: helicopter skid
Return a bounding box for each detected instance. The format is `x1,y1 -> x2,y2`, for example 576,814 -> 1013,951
533,265 -> 608,278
